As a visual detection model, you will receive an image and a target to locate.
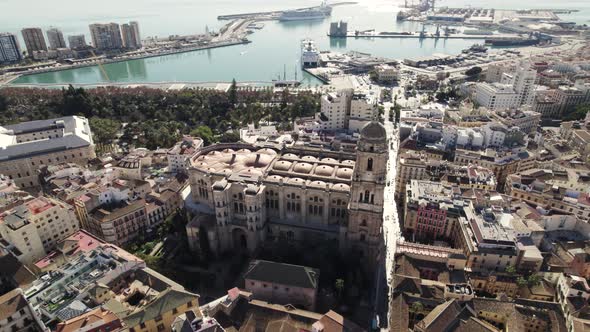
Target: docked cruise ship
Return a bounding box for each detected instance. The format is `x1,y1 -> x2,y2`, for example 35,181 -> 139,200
301,39 -> 320,68
279,1 -> 332,21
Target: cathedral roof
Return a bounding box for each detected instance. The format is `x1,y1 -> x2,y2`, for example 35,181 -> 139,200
360,121 -> 387,141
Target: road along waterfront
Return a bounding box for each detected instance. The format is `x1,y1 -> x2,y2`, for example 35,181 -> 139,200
5,0 -> 590,87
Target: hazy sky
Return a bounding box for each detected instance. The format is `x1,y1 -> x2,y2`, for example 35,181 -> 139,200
2,0 -> 588,38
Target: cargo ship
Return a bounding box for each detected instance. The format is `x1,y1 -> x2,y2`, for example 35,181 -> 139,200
462,44 -> 488,53
379,31 -> 413,36
484,38 -> 540,47
279,1 -> 332,21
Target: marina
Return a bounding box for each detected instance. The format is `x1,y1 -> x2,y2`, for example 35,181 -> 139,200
3,0 -> 589,87
2,40 -> 251,77
1,1 -> 590,331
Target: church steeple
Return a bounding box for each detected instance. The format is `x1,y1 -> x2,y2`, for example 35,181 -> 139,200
354,120 -> 388,184
347,121 -> 389,264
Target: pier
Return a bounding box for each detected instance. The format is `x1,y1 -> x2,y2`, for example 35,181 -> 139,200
3,39 -> 250,81
328,32 -> 526,40
302,68 -> 330,84
217,2 -> 357,20
2,18 -> 253,82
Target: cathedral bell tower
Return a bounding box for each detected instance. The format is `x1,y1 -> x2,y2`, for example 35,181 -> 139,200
348,121 -> 389,264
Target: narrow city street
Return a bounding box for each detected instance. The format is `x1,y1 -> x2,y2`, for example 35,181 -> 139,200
372,88 -> 403,330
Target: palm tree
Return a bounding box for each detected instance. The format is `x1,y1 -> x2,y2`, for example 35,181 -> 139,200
517,276 -> 528,287
505,265 -> 516,275
409,301 -> 424,325
410,301 -> 424,313
335,279 -> 345,299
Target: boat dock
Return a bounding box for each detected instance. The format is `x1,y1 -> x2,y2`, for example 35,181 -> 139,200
218,10 -> 282,21
328,32 -> 530,40
4,39 -> 251,81
303,68 -> 330,84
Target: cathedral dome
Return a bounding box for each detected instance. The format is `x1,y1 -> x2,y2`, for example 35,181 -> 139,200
336,167 -> 353,179
332,183 -> 350,192
302,155 -> 318,162
273,160 -> 292,171
315,165 -> 334,177
360,121 -> 387,141
283,153 -> 299,160
293,162 -> 313,174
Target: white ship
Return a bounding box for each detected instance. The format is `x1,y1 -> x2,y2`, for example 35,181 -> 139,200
279,1 -> 332,21
301,39 -> 320,68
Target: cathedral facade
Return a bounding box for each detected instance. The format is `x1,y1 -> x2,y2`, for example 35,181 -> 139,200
187,121 -> 388,264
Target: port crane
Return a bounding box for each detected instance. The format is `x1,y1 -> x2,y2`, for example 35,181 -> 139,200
428,0 -> 436,12
404,0 -> 436,12
419,24 -> 426,39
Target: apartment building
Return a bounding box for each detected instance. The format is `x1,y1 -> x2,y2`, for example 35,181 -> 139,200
86,199 -> 147,246
395,151 -> 433,201
553,83 -> 590,116
0,196 -> 79,265
375,64 -> 399,83
440,164 -> 497,191
403,180 -> 468,241
0,289 -> 48,332
121,21 -> 141,49
485,63 -> 516,83
89,23 -> 123,50
556,274 -> 590,332
474,83 -> 518,110
454,147 -> 535,189
533,91 -> 561,120
505,168 -> 590,221
167,136 -> 203,174
348,92 -> 377,132
453,204 -> 543,274
67,34 -> 87,49
488,108 -> 542,134
0,32 -> 22,64
509,62 -> 538,107
21,27 -> 47,55
46,27 -> 66,50
317,91 -> 351,131
476,62 -> 537,110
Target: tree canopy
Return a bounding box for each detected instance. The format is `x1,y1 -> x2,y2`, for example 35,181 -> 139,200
0,85 -> 320,149
90,117 -> 121,144
191,125 -> 215,146
563,103 -> 589,121
465,66 -> 483,76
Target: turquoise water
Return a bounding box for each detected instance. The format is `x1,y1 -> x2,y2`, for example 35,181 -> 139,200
4,0 -> 589,85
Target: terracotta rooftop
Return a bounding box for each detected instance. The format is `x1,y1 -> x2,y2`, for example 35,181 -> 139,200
313,310 -> 365,332
0,288 -> 29,321
55,307 -> 121,332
